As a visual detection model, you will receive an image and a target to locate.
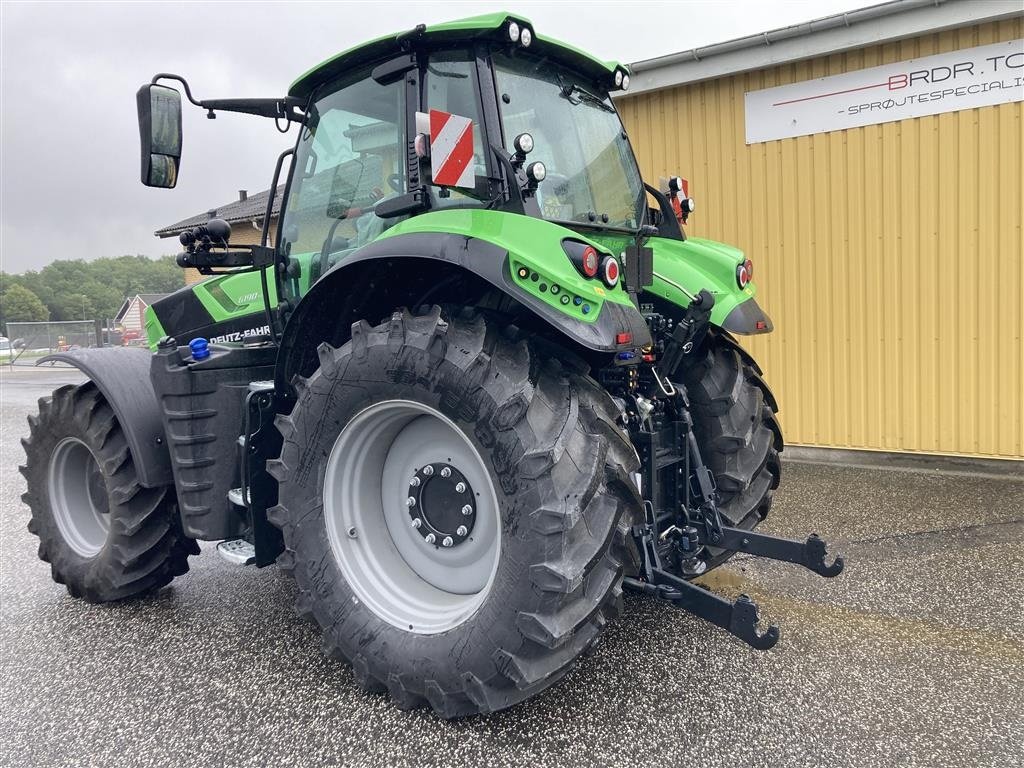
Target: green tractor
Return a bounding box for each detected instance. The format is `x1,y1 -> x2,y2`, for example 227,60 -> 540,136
20,13 -> 842,717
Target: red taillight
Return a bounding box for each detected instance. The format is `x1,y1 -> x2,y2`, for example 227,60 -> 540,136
615,332 -> 632,345
563,240 -> 608,280
737,258 -> 753,289
602,256 -> 619,287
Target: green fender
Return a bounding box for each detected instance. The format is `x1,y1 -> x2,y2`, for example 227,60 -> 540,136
376,208 -> 638,321
273,209 -> 654,391
646,236 -> 773,335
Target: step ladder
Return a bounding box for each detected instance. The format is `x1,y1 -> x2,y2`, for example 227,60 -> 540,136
216,381 -> 274,565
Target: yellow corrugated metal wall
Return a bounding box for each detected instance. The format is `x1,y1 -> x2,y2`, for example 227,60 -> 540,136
618,18 -> 1023,459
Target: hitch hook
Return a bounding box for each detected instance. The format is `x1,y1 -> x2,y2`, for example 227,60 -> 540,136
731,594 -> 781,651
802,533 -> 845,577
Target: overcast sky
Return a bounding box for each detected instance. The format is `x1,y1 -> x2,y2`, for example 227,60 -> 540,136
0,0 -> 879,274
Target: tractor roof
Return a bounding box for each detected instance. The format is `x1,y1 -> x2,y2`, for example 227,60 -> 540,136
289,12 -> 625,99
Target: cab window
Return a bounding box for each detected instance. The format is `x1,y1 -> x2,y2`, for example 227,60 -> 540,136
278,69 -> 406,293
424,51 -> 489,208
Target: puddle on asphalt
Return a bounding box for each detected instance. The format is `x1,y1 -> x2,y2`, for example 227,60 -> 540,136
695,564 -> 754,591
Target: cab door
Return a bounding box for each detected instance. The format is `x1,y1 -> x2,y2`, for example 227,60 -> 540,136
276,65 -> 408,302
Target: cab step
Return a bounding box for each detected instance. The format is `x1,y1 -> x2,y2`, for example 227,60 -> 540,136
216,538 -> 256,565
227,487 -> 249,507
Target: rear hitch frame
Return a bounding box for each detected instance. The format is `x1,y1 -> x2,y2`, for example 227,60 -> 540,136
678,424 -> 844,580
622,370 -> 844,650
625,500 -> 780,649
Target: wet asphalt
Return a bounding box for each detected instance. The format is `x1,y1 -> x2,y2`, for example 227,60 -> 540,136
1,366 -> 1022,768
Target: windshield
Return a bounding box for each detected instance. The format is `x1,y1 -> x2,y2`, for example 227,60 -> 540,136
493,52 -> 644,231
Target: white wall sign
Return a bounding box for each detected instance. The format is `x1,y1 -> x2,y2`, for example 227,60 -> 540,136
745,39 -> 1024,143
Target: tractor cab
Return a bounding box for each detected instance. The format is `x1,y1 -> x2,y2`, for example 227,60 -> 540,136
137,14 -> 672,311
274,15 -> 649,305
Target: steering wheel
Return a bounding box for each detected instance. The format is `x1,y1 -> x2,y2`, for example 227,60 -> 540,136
544,172 -> 570,198
387,173 -> 403,194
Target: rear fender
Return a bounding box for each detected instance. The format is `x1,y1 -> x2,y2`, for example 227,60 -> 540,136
276,226 -> 652,391
37,348 -> 172,488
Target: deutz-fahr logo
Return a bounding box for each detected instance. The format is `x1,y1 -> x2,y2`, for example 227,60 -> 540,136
208,325 -> 271,344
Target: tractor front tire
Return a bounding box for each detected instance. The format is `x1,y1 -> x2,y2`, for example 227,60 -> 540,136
269,307 -> 641,718
20,382 -> 199,602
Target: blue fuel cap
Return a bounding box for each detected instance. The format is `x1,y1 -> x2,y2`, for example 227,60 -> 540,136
189,337 -> 210,361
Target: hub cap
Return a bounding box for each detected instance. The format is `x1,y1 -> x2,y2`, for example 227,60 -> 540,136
323,400 -> 500,634
48,437 -> 110,558
407,463 -> 476,547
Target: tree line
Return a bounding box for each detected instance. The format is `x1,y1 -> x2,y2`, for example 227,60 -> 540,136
1,255 -> 184,332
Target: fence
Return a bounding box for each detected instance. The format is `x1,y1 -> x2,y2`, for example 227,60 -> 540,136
3,320 -> 105,366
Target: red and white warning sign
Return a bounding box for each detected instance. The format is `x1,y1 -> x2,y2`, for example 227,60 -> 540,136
428,109 -> 475,189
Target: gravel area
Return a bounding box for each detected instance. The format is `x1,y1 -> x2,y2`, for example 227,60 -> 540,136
2,365 -> 1022,767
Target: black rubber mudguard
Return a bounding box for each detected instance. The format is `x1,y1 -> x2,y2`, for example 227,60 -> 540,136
37,348 -> 173,488
720,297 -> 773,335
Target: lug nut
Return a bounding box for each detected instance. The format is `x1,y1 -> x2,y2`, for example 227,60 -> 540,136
456,525 -> 468,537
455,482 -> 466,493
406,496 -> 416,507
410,476 -> 421,487
442,536 -> 454,547
412,518 -> 422,529
440,466 -> 451,478
461,504 -> 473,516
425,533 -> 436,544
423,465 -> 434,476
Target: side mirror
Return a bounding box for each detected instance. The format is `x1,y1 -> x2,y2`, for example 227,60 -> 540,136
136,84 -> 182,188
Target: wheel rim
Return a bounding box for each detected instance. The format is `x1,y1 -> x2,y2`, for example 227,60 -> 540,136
48,437 -> 110,558
324,400 -> 501,634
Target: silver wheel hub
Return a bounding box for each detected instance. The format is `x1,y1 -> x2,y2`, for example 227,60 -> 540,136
323,400 -> 500,634
48,437 -> 110,558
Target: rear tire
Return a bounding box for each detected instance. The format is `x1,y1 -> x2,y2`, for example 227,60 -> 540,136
269,307 -> 641,717
20,382 -> 198,602
682,330 -> 783,570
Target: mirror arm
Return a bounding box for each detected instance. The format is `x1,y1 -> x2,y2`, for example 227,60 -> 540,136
198,98 -> 307,123
150,73 -> 307,124
151,73 -> 203,106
